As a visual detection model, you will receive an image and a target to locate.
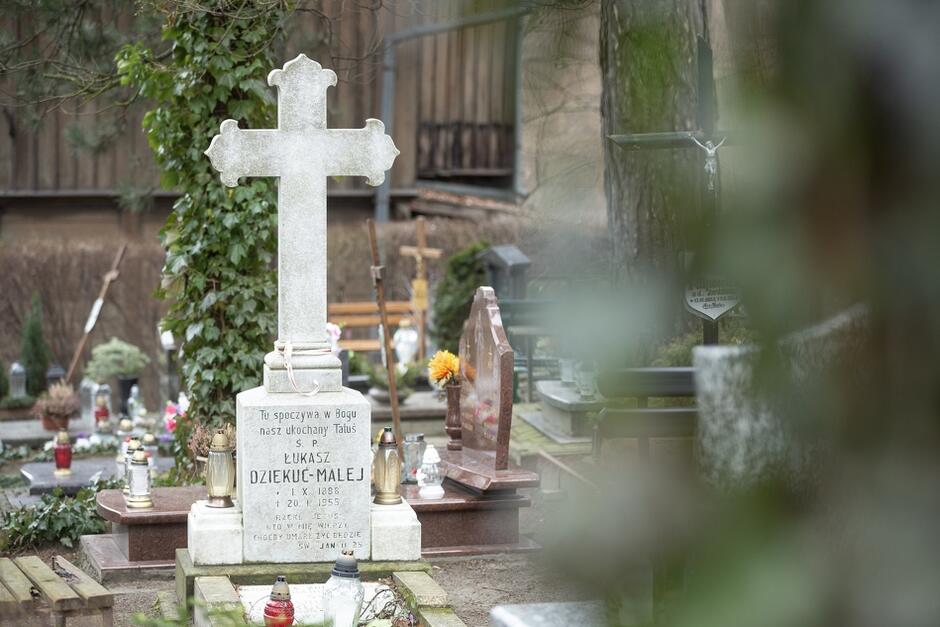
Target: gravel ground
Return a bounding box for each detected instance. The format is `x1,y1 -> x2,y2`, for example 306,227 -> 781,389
430,554 -> 592,627
1,462 -> 587,626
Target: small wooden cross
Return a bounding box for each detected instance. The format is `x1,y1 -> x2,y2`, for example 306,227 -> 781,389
399,217 -> 442,361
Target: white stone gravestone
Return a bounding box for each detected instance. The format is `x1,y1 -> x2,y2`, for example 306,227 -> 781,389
188,54 -> 418,565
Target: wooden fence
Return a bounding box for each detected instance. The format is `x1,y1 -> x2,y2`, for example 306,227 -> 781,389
0,1 -> 519,204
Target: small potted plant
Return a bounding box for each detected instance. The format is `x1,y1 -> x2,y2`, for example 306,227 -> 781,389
84,338 -> 151,417
367,362 -> 419,404
32,382 -> 80,431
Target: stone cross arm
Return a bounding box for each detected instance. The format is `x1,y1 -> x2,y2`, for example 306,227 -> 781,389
205,118 -> 398,187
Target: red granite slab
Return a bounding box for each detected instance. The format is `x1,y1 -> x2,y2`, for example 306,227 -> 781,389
96,486 -> 206,525
438,448 -> 539,493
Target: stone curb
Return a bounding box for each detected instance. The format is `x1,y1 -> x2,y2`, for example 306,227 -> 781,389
392,570 -> 466,626
393,570 -> 449,608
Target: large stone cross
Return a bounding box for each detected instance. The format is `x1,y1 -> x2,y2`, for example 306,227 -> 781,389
205,54 -> 398,358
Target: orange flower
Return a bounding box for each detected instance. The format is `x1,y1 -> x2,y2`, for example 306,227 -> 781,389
428,350 -> 460,387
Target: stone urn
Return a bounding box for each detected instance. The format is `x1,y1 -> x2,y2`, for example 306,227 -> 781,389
368,386 -> 410,405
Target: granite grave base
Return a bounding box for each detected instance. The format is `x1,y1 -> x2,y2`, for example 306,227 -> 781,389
81,485 -> 206,582
192,568 -> 465,627
175,548 -> 430,620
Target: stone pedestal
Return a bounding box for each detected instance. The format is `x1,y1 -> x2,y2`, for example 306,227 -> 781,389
188,500 -> 245,566
236,384 -> 371,563
532,380 -> 603,439
370,500 -> 421,561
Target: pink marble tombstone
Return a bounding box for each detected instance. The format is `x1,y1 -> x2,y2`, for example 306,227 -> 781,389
457,286 -> 515,470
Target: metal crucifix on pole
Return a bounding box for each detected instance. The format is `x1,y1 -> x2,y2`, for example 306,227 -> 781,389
399,217 -> 442,362
608,37 -> 740,345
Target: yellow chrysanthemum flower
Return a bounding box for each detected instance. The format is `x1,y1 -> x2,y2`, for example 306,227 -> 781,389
428,350 -> 460,387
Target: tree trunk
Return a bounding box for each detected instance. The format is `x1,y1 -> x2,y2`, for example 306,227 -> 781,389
600,0 -> 707,283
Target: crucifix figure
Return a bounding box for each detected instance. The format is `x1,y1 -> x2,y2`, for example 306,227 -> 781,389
206,54 -> 399,391
690,135 -> 726,193
399,217 -> 442,362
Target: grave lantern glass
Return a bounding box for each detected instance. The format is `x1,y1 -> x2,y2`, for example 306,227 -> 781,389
263,576 -> 294,627
322,551 -> 364,627
125,449 -> 153,509
54,430 -> 72,476
94,384 -> 112,426
9,362 -> 26,398
142,432 -> 159,471
418,444 -> 444,499
79,378 -> 98,426
372,428 -> 402,505
206,429 -> 235,508
45,363 -> 66,388
401,433 -> 427,484
574,361 -> 597,399
123,438 -> 141,495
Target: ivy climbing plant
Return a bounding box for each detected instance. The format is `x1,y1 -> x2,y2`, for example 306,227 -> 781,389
116,4 -> 286,456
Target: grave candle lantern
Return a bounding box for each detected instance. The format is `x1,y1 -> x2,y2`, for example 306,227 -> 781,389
94,384 -> 112,427
142,432 -> 158,472
125,449 -> 153,509
574,361 -> 597,399
206,428 -> 235,508
401,433 -> 427,484
263,576 -> 294,627
9,362 -> 26,399
53,429 -> 72,476
372,427 -> 402,505
322,551 -> 364,627
123,438 -> 141,496
418,444 -> 445,499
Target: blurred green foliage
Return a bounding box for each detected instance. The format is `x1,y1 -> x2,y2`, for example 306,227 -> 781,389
116,3 -> 284,464
431,241 -> 488,353
20,294 -> 50,397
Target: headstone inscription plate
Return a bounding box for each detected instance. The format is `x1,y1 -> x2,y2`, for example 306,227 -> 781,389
684,276 -> 740,322
205,54 -> 398,563
236,387 -> 370,562
458,287 -> 514,470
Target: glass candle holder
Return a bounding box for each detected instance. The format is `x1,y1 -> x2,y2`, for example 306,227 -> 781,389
9,362 -> 26,398
418,444 -> 444,499
126,449 -> 153,509
401,433 -> 427,484
263,576 -> 294,627
323,551 -> 364,627
206,428 -> 235,508
95,385 -> 113,427
574,361 -> 597,399
142,432 -> 158,470
54,430 -> 72,477
372,428 -> 402,505
123,438 -> 141,495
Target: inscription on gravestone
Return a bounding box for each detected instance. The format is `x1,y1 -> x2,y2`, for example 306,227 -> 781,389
685,277 -> 740,322
237,388 -> 370,562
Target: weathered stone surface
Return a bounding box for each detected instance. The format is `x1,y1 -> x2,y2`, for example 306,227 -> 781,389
371,501 -> 421,562
490,601 -> 606,626
205,53 -> 398,393
393,570 -> 448,607
193,576 -> 240,627
188,501 -> 244,566
236,385 -> 371,563
693,304 -> 870,489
